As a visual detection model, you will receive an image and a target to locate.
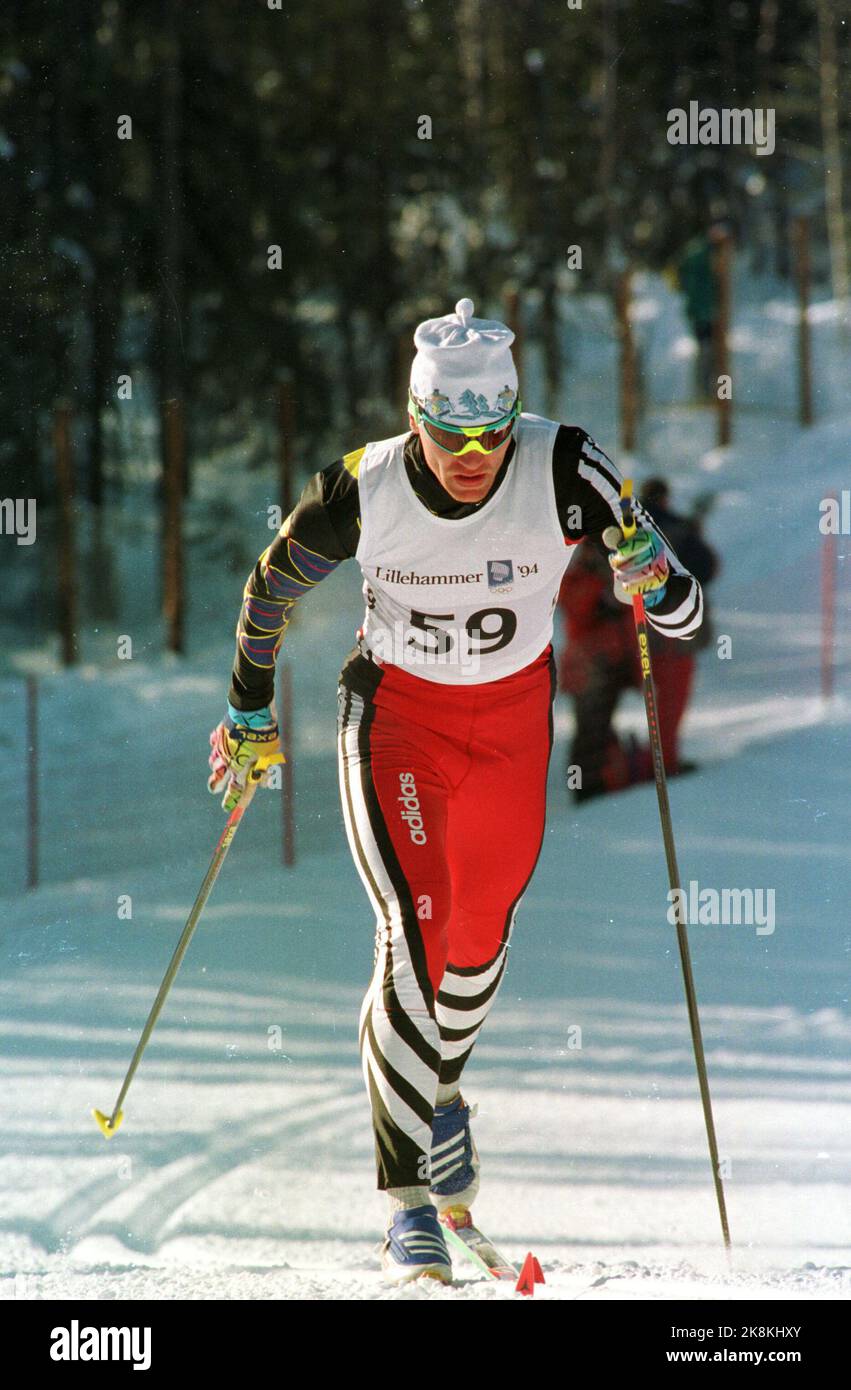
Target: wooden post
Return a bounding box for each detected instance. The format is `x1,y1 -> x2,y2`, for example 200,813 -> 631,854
713,232 -> 733,447
53,402 -> 78,666
162,397 -> 185,654
793,216 -> 814,427
821,492 -> 837,702
280,662 -> 295,867
615,268 -> 638,452
26,676 -> 38,891
503,289 -> 523,380
277,378 -> 295,519
817,0 -> 850,336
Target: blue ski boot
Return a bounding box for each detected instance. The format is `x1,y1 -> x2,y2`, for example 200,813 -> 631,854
429,1093 -> 481,1216
381,1204 -> 452,1285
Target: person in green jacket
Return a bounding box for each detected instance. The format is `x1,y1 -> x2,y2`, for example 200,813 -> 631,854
677,227 -> 723,400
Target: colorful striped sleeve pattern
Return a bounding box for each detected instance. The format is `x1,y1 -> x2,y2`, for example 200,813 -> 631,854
228,453 -> 364,712
236,533 -> 341,673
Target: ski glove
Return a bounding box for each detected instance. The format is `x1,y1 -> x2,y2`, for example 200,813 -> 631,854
607,528 -> 669,608
208,703 -> 284,812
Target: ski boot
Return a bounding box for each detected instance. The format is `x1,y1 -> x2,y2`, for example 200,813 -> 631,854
430,1093 -> 480,1217
380,1204 -> 452,1285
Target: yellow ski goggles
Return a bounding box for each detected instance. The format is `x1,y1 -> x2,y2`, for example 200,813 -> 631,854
410,394 -> 521,455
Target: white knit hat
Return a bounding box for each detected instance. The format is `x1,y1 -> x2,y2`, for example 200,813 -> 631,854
409,298 -> 518,425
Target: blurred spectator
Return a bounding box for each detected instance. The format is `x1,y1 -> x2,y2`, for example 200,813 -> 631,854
557,538 -> 647,803
676,226 -> 725,400
557,480 -> 719,802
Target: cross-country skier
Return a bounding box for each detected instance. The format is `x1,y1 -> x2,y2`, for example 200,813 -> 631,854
208,299 -> 703,1284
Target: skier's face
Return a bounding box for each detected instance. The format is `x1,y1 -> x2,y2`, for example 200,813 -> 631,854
411,416 -> 514,503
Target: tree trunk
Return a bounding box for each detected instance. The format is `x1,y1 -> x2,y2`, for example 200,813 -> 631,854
599,0 -> 620,285
87,282 -> 121,624
616,270 -> 638,452
753,0 -> 780,275
713,233 -> 733,447
54,402 -> 79,666
162,398 -> 185,655
816,0 -> 849,333
158,0 -> 187,488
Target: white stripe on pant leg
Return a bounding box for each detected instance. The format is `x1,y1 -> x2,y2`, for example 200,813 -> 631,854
436,1000 -> 499,1034
436,944 -> 511,1058
338,711 -> 392,943
436,962 -> 508,1033
340,700 -> 436,1035
339,694 -> 399,920
358,943 -> 381,1048
435,1008 -> 495,1062
437,1033 -> 483,1064
340,690 -> 439,1157
435,951 -> 507,998
435,994 -> 502,1037
359,936 -> 441,1178
361,1022 -> 433,1152
367,995 -> 442,1105
341,713 -> 409,1053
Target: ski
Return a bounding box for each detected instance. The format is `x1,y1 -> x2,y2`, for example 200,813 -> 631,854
439,1208 -> 518,1281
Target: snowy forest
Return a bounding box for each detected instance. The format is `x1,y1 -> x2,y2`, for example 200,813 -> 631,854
1,0 -> 847,504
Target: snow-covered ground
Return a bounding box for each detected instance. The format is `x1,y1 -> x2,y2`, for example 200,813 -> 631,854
1,274 -> 849,1300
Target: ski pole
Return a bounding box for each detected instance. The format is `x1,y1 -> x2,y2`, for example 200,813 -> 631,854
92,754 -> 283,1139
603,480 -> 732,1255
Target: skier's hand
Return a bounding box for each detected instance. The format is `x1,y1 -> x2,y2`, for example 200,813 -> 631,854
208,704 -> 284,812
605,527 -> 669,608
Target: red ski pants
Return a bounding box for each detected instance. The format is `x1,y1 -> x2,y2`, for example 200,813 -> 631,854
337,646 -> 556,1188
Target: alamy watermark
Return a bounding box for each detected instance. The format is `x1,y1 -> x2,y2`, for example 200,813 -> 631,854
50,1321 -> 151,1370
368,618 -> 485,676
0,498 -> 36,545
819,490 -> 851,534
668,880 -> 775,936
667,102 -> 775,157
